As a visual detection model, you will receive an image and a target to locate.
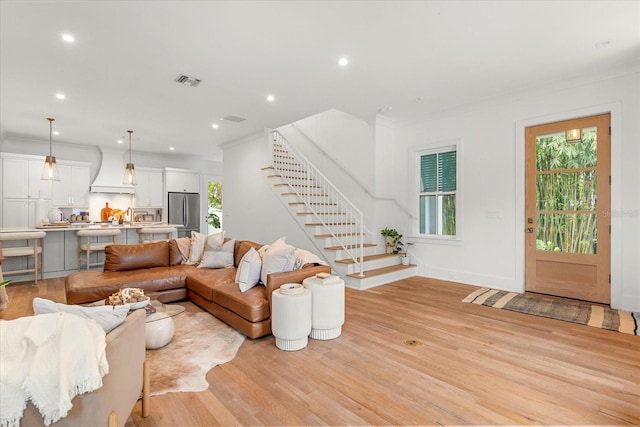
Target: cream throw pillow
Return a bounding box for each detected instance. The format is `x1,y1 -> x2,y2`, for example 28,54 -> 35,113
198,238 -> 235,269
260,237 -> 296,285
235,247 -> 262,292
293,248 -> 328,269
187,231 -> 223,265
32,297 -> 130,333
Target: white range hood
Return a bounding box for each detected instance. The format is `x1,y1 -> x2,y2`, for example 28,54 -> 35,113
90,148 -> 135,194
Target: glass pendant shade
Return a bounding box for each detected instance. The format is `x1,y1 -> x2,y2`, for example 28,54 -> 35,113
123,129 -> 137,185
41,117 -> 60,180
123,163 -> 137,185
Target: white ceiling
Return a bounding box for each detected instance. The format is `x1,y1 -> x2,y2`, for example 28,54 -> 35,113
1,1 -> 639,161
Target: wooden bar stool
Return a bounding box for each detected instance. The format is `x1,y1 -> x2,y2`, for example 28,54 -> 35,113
137,227 -> 175,243
77,229 -> 121,271
0,231 -> 47,283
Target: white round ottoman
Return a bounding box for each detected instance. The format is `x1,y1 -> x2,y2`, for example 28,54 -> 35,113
303,275 -> 345,340
271,283 -> 312,351
145,311 -> 175,349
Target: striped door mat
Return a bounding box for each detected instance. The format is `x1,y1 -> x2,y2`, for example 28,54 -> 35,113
463,288 -> 639,336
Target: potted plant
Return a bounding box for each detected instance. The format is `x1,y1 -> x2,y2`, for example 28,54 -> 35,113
380,227 -> 404,255
400,242 -> 414,265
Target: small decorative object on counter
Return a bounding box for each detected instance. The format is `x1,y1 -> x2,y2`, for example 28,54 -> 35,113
100,202 -> 113,222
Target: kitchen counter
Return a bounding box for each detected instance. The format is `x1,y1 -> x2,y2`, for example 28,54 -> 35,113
0,223 -> 183,232
0,223 -> 185,283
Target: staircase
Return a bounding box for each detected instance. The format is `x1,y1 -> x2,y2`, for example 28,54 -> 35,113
263,129 -> 416,290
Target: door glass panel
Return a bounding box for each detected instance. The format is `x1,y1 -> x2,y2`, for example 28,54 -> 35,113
536,126 -> 597,171
536,172 -> 597,211
536,213 -> 597,254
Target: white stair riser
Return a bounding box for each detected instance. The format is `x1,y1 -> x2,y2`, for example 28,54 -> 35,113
344,267 -> 417,290
334,256 -> 401,276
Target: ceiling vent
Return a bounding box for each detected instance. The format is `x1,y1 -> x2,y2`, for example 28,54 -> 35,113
175,74 -> 202,87
221,115 -> 246,123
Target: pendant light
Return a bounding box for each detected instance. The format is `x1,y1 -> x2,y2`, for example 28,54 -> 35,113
41,117 -> 60,180
123,130 -> 137,185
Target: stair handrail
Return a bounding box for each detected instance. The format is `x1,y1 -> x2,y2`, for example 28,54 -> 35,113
268,129 -> 365,276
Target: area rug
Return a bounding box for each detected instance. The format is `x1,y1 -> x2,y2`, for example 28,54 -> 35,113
463,288 -> 639,336
146,304 -> 245,396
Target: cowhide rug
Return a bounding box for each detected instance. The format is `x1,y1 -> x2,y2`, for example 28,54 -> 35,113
146,303 -> 245,396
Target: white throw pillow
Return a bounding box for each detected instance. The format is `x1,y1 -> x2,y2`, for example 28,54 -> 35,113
198,238 -> 235,269
294,248 -> 328,269
260,237 -> 296,285
32,297 -> 130,333
235,247 -> 262,292
187,231 -> 223,265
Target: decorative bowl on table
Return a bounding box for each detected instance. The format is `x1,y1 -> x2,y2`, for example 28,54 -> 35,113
106,288 -> 149,309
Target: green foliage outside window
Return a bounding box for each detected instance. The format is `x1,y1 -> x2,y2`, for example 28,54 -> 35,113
207,182 -> 222,229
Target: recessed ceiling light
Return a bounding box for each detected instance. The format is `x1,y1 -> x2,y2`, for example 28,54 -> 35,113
117,139 -> 123,144
338,57 -> 349,67
62,34 -> 75,43
212,124 -> 219,129
169,147 -> 175,151
55,93 -> 65,100
266,95 -> 275,102
53,131 -> 60,136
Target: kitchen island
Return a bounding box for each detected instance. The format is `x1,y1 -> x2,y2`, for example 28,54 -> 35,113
0,223 -> 183,282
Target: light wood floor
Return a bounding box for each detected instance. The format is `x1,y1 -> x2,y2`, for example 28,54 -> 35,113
2,276 -> 639,426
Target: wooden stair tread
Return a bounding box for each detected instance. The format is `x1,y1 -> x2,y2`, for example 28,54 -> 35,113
335,253 -> 397,264
297,212 -> 346,215
282,193 -> 328,196
289,202 -> 337,205
347,264 -> 416,278
274,183 -> 321,188
307,222 -> 355,226
315,232 -> 363,238
267,175 -> 312,180
325,243 -> 376,250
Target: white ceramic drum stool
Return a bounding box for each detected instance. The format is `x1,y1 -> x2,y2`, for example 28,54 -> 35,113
271,283 -> 312,351
303,275 -> 345,340
145,312 -> 175,349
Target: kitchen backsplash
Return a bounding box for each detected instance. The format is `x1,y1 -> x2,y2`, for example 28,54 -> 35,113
54,193 -> 162,223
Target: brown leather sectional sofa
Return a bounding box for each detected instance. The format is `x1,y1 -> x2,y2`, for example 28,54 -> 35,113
65,239 -> 331,339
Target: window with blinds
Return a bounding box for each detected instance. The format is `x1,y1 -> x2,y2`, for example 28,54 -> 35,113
419,148 -> 457,236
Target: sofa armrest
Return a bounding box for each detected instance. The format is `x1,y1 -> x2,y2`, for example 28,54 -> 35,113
265,264 -> 332,310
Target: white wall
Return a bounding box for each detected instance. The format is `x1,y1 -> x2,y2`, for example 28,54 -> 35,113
221,133 -> 323,253
394,71 -> 640,312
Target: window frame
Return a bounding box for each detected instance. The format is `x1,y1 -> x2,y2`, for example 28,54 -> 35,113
413,141 -> 462,242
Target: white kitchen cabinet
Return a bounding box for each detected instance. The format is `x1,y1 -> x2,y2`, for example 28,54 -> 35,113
165,168 -> 200,193
135,168 -> 164,207
2,155 -> 51,200
2,199 -> 32,227
51,162 -> 90,207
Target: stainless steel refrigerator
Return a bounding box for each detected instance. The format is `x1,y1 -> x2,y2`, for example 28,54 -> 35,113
168,192 -> 200,238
